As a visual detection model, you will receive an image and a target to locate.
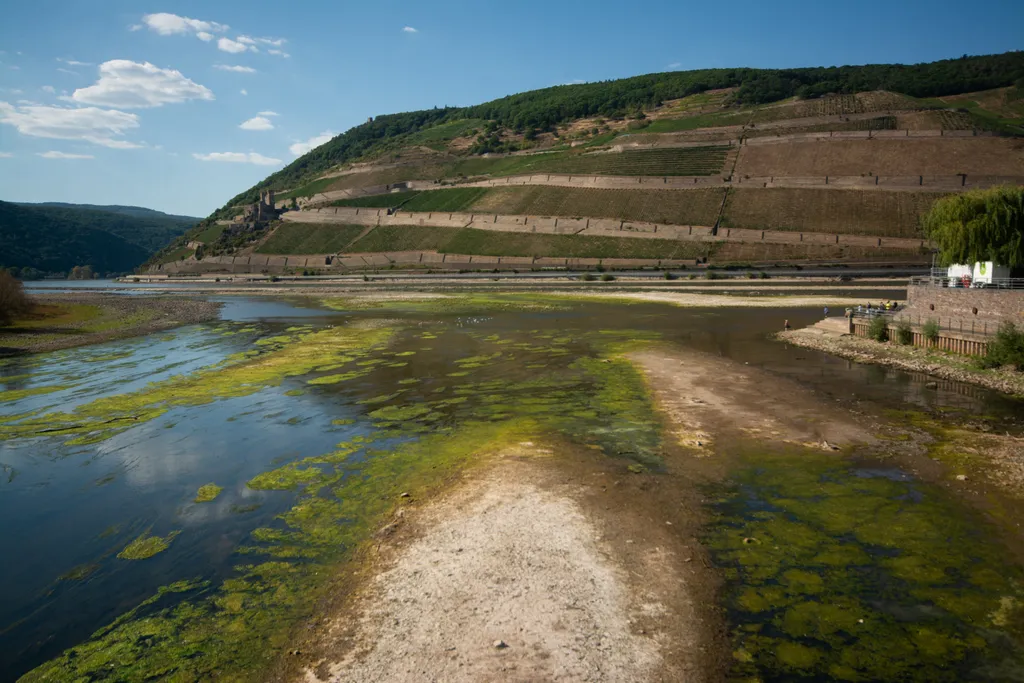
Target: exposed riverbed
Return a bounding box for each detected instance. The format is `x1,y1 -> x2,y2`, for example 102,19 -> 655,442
1,292 -> 1023,682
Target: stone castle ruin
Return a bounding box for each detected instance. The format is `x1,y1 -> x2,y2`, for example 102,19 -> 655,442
241,190 -> 278,224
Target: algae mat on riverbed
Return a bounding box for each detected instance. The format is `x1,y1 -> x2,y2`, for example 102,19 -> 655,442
4,294 -> 1024,682
8,296 -> 666,681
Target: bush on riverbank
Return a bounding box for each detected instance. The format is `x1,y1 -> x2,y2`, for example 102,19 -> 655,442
896,321 -> 914,345
869,315 -> 889,342
0,269 -> 30,325
981,322 -> 1024,371
923,319 -> 940,344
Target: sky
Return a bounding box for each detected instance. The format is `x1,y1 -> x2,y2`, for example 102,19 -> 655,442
0,0 -> 1022,217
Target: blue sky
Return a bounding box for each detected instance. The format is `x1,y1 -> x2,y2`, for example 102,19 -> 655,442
1,0 -> 1022,217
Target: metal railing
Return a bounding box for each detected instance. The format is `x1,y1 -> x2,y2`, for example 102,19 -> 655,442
911,275 -> 1024,289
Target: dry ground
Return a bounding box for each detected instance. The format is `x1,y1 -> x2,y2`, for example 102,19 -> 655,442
301,441 -> 723,683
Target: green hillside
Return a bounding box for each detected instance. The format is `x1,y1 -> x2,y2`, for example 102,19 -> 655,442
212,52 -> 1024,216
0,201 -> 189,273
14,203 -> 197,253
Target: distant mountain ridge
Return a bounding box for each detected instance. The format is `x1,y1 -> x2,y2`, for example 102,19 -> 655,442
18,202 -> 200,224
0,201 -> 198,274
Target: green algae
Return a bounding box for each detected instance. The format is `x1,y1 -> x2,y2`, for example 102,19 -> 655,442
0,325 -> 395,444
0,384 -> 66,403
284,389 -> 307,397
17,296 -> 680,682
59,563 -> 100,581
117,530 -> 182,560
707,444 -> 1024,681
194,483 -> 223,503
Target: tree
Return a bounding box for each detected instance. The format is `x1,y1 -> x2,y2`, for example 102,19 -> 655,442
0,269 -> 29,325
922,186 -> 1024,268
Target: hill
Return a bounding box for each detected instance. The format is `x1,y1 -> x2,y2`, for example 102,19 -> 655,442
0,201 -> 194,274
150,51 -> 1024,274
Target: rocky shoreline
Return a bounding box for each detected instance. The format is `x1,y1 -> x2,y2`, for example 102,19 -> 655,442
0,293 -> 221,355
779,328 -> 1024,397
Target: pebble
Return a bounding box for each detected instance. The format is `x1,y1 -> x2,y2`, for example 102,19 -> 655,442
493,640 -> 508,649
956,474 -> 968,481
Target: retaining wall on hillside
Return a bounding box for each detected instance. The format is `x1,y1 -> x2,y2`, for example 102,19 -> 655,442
283,206 -> 928,252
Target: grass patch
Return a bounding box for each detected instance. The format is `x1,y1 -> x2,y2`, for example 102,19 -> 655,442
193,224 -> 225,244
256,224 -> 366,254
276,177 -> 339,201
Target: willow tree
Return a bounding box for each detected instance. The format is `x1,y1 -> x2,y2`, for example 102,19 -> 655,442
922,186 -> 1024,267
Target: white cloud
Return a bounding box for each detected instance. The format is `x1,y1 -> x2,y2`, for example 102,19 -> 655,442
41,85 -> 56,94
0,152 -> 13,158
215,64 -> 256,73
236,35 -> 257,46
289,131 -> 335,156
239,116 -> 273,131
257,110 -> 278,116
667,62 -> 682,69
57,68 -> 78,76
193,151 -> 281,165
57,58 -> 92,66
142,13 -> 228,37
240,89 -> 248,96
38,151 -> 94,159
0,100 -> 141,148
402,26 -> 418,33
196,32 -> 214,42
71,60 -> 214,108
9,66 -> 20,71
267,49 -> 290,58
218,37 -> 254,54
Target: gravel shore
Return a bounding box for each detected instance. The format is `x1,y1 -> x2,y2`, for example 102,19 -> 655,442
779,328 -> 1024,397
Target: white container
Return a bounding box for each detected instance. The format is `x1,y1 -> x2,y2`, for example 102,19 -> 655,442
972,261 -> 1011,286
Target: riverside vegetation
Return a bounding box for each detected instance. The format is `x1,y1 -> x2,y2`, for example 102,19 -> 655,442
3,294 -> 1024,681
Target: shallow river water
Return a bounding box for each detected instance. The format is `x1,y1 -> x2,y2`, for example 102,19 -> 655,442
1,294 -> 1023,681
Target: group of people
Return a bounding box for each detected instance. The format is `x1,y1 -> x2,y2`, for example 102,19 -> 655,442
853,300 -> 900,315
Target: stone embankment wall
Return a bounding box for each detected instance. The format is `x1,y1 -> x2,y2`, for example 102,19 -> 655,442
284,206 -> 928,252
904,284 -> 1024,329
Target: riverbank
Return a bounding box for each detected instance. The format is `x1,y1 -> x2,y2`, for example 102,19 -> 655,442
779,326 -> 1024,397
0,293 -> 221,355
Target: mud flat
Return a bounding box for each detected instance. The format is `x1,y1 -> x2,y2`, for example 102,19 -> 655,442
779,327 -> 1024,397
0,293 -> 221,355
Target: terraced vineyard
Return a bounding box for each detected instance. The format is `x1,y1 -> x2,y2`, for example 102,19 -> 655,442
344,225 -> 714,260
470,186 -> 725,226
451,146 -> 731,177
332,188 -> 489,212
721,188 -> 933,238
256,224 -> 366,254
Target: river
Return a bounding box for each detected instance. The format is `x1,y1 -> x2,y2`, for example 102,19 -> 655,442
1,293 -> 1022,681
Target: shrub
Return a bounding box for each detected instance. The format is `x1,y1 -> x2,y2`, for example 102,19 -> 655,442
0,269 -> 30,326
601,273 -> 616,281
663,271 -> 676,280
922,319 -> 940,344
896,321 -> 914,345
868,315 -> 889,342
706,271 -> 722,280
759,271 -> 770,279
981,322 -> 1024,370
581,273 -> 596,281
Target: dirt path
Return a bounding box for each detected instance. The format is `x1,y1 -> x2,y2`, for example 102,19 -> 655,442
300,444 -> 720,682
